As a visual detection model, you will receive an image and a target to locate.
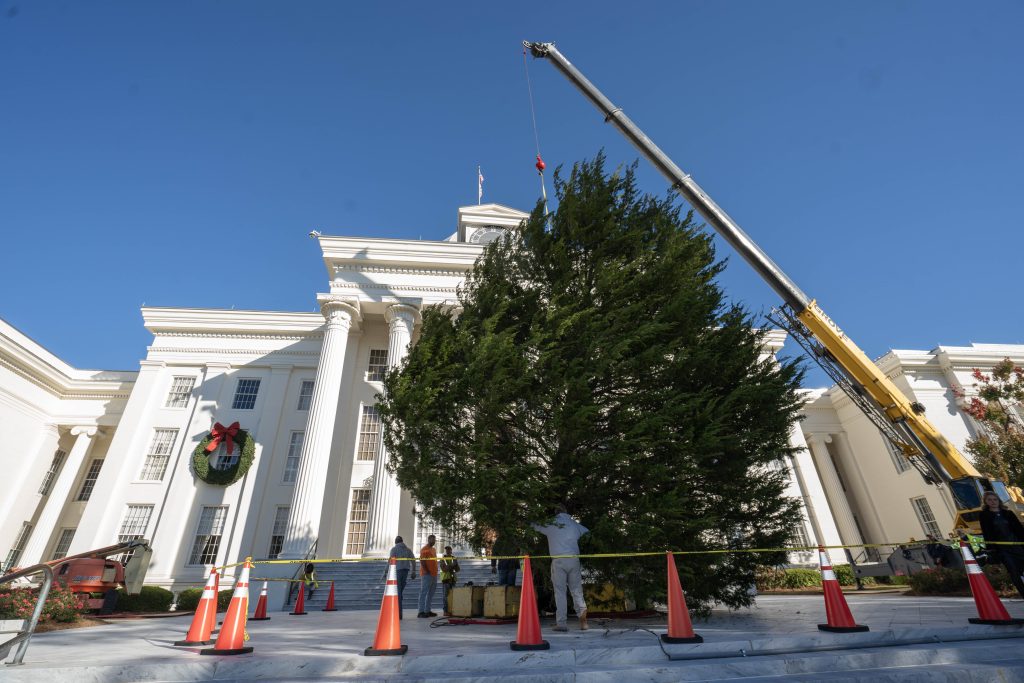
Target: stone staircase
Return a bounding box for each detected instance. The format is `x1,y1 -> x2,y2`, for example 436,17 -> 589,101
282,559 -> 519,612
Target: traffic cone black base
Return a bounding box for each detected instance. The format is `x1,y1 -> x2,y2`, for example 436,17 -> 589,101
173,638 -> 211,646
510,640 -> 550,651
969,617 -> 1024,625
364,644 -> 408,656
250,617 -> 271,621
818,624 -> 869,633
661,634 -> 704,644
200,646 -> 254,656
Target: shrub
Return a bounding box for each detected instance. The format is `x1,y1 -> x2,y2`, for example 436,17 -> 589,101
0,585 -> 87,623
0,587 -> 38,621
781,568 -> 821,589
907,567 -> 968,595
175,588 -> 203,612
218,588 -> 233,611
754,567 -> 786,591
116,585 -> 173,613
832,564 -> 875,587
44,585 -> 88,622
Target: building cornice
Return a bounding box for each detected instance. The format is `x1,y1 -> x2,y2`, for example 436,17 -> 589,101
142,307 -> 325,335
318,236 -> 485,275
0,319 -> 137,400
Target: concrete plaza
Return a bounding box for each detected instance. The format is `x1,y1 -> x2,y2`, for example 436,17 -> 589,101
4,594 -> 1024,681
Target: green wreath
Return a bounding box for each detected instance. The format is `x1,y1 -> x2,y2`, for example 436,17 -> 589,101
192,425 -> 256,486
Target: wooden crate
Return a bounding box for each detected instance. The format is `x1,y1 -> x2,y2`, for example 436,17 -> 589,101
450,586 -> 485,617
483,585 -> 520,618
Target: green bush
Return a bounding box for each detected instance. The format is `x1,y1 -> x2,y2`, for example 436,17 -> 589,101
781,568 -> 821,589
218,588 -> 233,611
175,588 -> 203,611
832,564 -> 874,587
907,568 -> 968,595
754,567 -> 785,590
115,585 -> 173,613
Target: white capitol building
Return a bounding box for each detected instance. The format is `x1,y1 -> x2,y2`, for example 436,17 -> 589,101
2,202 -> 1021,603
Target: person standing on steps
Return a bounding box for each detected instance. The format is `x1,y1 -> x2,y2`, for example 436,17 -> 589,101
388,535 -> 416,619
439,545 -> 460,616
532,504 -> 589,632
303,562 -> 319,600
417,534 -> 439,618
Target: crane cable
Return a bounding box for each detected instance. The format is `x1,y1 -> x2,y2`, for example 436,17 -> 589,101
522,46 -> 549,217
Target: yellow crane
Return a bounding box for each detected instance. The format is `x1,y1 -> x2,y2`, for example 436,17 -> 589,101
524,41 -> 1023,535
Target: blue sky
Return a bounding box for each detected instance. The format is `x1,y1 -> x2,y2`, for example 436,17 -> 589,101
2,2 -> 1021,387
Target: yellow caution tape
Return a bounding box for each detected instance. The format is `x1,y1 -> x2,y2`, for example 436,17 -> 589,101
212,538 -> 1022,571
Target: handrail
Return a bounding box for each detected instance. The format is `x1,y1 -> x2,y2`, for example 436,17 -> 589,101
1,538 -> 150,666
286,539 -> 317,605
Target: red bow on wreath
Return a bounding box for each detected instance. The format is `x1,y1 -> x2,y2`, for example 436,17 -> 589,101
205,421 -> 241,455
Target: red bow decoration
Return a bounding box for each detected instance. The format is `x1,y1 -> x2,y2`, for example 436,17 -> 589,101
205,421 -> 240,455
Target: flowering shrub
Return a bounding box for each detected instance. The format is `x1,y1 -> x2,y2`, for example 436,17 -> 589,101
0,584 -> 87,623
907,567 -> 969,594
0,587 -> 37,620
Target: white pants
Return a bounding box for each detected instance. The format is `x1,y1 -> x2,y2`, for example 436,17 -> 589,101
551,557 -> 586,625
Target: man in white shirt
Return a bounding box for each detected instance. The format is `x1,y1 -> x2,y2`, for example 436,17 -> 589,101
532,504 -> 589,631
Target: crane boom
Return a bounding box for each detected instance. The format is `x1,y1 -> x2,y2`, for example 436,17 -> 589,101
524,41 -> 994,508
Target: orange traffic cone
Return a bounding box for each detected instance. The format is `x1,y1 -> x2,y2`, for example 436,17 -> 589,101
816,546 -> 868,632
662,552 -> 703,643
510,556 -> 550,651
251,580 -> 270,621
364,557 -> 407,656
209,569 -> 220,634
200,558 -> 254,656
960,540 -> 1024,625
174,568 -> 218,646
290,579 -> 307,615
323,580 -> 337,612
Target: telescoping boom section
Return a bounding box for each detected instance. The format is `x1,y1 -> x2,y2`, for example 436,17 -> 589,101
524,40 -> 1022,529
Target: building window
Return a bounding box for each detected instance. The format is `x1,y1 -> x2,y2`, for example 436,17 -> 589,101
356,405 -> 382,461
139,429 -> 177,481
231,378 -> 261,410
297,380 -> 314,410
366,349 -> 388,382
884,440 -> 910,474
791,523 -> 811,549
76,459 -> 104,501
188,506 -> 227,566
345,490 -> 371,555
117,505 -> 153,563
3,522 -> 32,572
911,497 -> 942,539
51,528 -> 77,561
165,376 -> 196,408
209,439 -> 240,471
283,431 -> 304,484
38,449 -> 67,496
268,507 -> 290,559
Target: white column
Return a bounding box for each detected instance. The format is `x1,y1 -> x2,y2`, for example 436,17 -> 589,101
20,426 -> 98,566
364,304 -> 420,556
0,424 -> 60,538
831,431 -> 887,542
280,296 -> 360,559
805,433 -> 863,551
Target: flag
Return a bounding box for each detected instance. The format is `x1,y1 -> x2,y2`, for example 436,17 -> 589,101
477,166 -> 484,205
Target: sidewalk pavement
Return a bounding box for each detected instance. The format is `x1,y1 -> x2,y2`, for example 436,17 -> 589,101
4,594 -> 1024,681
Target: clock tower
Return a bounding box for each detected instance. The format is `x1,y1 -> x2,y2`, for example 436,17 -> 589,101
449,204 -> 531,244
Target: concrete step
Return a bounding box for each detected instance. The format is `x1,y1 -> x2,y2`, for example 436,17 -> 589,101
282,560 -> 516,611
